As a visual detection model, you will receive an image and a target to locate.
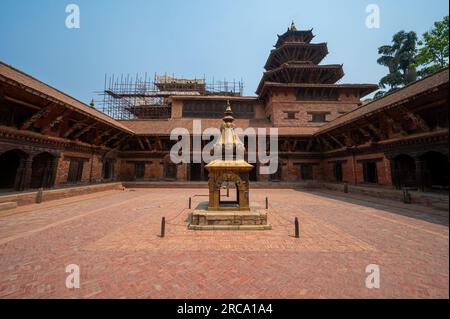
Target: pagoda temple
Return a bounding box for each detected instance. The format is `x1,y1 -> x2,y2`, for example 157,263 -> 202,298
257,22 -> 377,126
259,21 -> 343,87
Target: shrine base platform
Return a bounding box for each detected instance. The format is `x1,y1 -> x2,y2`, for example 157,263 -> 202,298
189,202 -> 272,231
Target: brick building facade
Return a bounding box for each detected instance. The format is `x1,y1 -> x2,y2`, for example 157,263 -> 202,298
0,23 -> 448,194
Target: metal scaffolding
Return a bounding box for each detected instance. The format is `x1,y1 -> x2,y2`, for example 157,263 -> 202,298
97,73 -> 244,120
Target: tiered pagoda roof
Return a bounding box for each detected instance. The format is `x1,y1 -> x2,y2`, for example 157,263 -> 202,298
274,22 -> 314,47
262,63 -> 344,84
264,42 -> 329,69
257,22 -> 377,97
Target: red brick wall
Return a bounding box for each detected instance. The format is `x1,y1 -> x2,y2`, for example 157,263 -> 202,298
265,88 -> 362,127
146,161 -> 163,180
111,152 -> 394,186
90,155 -> 103,183
177,164 -> 188,181
117,158 -> 165,180
55,156 -> 70,185
281,159 -> 322,182
118,161 -> 135,180
81,157 -> 92,183
55,151 -> 108,186
322,153 -> 393,186
321,156 -> 355,184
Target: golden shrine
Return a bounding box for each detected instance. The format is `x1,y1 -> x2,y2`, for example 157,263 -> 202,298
188,102 -> 271,230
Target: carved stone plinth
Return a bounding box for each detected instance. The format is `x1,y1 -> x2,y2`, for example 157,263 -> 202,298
188,202 -> 272,231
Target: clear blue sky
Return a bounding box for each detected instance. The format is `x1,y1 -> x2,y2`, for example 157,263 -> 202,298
1,0 -> 448,105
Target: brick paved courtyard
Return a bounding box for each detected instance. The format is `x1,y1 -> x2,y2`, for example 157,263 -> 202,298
0,188 -> 448,299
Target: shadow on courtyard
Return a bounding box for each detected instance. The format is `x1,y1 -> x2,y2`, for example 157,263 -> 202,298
292,188 -> 449,227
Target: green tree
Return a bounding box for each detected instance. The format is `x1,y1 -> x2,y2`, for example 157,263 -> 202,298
375,31 -> 418,98
416,16 -> 449,77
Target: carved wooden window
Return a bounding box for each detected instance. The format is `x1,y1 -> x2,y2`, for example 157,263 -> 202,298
183,101 -> 255,119
270,163 -> 283,182
301,164 -> 314,180
297,88 -> 339,101
308,112 -> 330,123
164,162 -> 177,180
67,159 -> 84,183
134,162 -> 145,179
102,160 -> 115,180
334,162 -> 343,183
363,161 -> 378,184
284,111 -> 298,120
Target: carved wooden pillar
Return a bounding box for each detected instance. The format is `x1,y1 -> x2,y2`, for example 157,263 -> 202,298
200,162 -> 205,181
14,158 -> 26,191
47,155 -> 60,188
18,156 -> 34,191
415,158 -> 425,192
390,157 -> 401,190
112,161 -> 116,180
351,151 -> 358,185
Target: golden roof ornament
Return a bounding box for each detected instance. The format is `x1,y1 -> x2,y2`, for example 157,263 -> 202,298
206,102 -> 253,170
222,100 -> 235,126
290,21 -> 297,32
212,101 -> 246,158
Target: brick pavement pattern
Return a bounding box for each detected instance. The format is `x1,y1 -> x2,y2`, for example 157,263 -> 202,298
0,188 -> 448,298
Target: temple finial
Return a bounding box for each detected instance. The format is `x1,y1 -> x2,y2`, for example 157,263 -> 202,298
225,100 -> 232,113
290,21 -> 297,32
223,100 -> 234,123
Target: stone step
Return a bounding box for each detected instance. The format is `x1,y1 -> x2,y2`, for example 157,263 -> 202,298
432,202 -> 450,212
0,202 -> 18,211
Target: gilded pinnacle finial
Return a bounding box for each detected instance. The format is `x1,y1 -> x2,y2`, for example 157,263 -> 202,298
226,100 -> 232,113
290,21 -> 297,32
223,100 -> 235,124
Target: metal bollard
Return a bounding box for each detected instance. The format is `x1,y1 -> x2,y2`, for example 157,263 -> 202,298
265,197 -> 269,209
294,217 -> 300,239
160,217 -> 166,238
36,188 -> 44,204
402,188 -> 411,204
343,182 -> 349,194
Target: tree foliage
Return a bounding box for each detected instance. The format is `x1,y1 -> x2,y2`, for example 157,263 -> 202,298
374,16 -> 449,100
376,31 -> 418,98
416,16 -> 449,77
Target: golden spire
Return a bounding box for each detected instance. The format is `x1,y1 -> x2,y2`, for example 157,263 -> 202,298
223,100 -> 235,124
290,21 -> 297,32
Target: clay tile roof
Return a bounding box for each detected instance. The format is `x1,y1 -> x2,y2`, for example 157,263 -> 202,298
119,119 -> 319,136
0,62 -> 133,134
317,68 -> 450,135
258,82 -> 378,99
